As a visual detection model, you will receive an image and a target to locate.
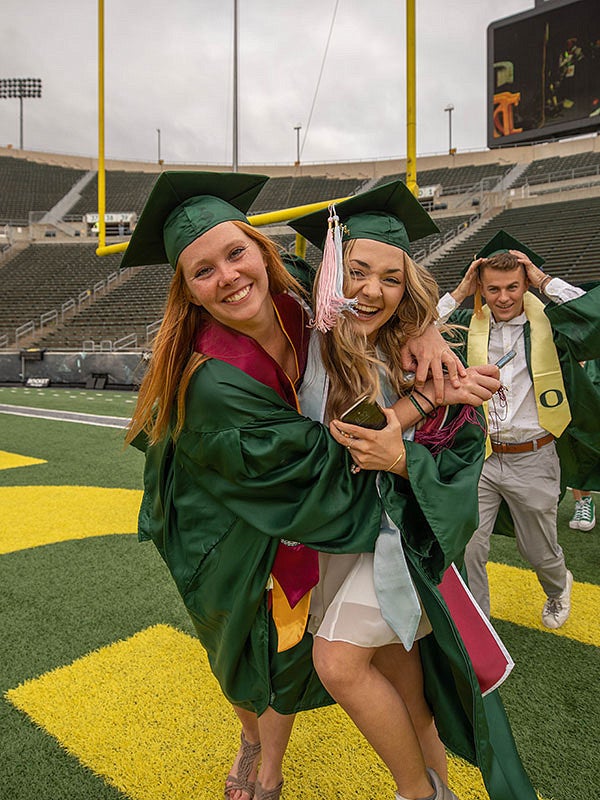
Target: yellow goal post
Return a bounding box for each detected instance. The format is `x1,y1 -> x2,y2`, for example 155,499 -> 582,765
94,198 -> 350,260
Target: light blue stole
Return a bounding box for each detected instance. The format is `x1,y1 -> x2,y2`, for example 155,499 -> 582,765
297,331 -> 422,649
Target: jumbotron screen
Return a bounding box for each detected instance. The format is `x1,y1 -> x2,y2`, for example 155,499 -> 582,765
487,0 -> 600,147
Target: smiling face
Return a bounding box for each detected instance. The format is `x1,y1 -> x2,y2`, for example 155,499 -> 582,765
479,264 -> 528,321
178,220 -> 272,334
344,238 -> 406,341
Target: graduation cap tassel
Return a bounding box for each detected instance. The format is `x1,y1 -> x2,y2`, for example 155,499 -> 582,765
312,205 -> 357,333
473,253 -> 484,318
474,288 -> 484,318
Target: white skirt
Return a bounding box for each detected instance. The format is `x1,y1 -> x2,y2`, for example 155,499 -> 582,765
308,551 -> 432,648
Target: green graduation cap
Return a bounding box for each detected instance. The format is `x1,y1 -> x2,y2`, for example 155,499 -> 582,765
120,171 -> 268,270
464,230 -> 545,316
288,180 -> 439,255
467,229 -> 545,274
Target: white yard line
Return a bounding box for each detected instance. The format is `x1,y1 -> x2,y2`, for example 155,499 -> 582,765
0,404 -> 130,429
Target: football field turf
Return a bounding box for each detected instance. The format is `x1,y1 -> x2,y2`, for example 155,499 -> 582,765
1,387 -> 598,800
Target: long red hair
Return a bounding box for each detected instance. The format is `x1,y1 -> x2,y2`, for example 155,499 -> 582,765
125,220 -> 304,445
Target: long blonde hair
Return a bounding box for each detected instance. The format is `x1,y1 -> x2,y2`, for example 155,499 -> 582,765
319,239 -> 447,420
126,220 -> 304,445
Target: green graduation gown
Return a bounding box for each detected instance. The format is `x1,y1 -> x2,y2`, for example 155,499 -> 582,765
137,358 -> 383,715
134,292 -> 537,799
446,285 -> 600,494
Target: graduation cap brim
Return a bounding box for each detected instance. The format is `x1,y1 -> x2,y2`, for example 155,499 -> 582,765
462,229 -> 545,276
287,180 -> 439,250
120,171 -> 268,269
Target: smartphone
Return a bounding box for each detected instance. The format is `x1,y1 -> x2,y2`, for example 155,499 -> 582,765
340,395 -> 387,430
495,350 -> 516,369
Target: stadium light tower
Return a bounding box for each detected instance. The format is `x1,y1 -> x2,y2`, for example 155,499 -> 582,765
232,0 -> 239,172
0,78 -> 42,150
444,103 -> 455,155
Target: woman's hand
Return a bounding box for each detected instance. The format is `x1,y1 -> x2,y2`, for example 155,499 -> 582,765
442,364 -> 501,406
329,408 -> 407,476
399,324 -> 466,405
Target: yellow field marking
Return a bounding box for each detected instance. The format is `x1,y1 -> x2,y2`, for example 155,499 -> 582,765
5,625 -> 546,800
0,486 -> 142,554
0,449 -> 46,471
489,561 -> 600,647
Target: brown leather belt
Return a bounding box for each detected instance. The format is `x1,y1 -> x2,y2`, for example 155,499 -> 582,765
491,433 -> 555,454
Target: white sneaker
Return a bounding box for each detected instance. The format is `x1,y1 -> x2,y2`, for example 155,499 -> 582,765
394,770 -> 460,800
578,496 -> 596,531
541,570 -> 573,629
569,500 -> 583,529
427,768 -> 460,800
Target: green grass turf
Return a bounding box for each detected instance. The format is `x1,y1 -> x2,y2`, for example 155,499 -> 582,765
0,386 -> 137,418
495,620 -> 600,800
0,409 -> 598,800
0,414 -> 143,489
0,537 -> 193,800
489,494 -> 600,586
1,712 -> 127,800
0,536 -> 193,691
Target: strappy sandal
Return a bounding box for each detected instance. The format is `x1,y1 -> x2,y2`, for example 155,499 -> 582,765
224,731 -> 262,799
254,778 -> 283,800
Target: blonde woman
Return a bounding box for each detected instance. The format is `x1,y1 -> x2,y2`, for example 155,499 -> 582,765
290,182 -> 537,800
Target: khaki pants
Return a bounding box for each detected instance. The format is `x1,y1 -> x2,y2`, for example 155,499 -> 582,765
464,442 -> 567,618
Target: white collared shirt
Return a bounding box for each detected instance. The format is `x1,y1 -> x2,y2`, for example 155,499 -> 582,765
437,278 -> 585,442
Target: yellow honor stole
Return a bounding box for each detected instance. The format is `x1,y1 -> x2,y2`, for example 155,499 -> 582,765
467,292 -> 571,456
271,577 -> 313,653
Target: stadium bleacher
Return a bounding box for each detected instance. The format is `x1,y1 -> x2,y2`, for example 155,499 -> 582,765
412,213 -> 477,257
65,174 -> 367,219
249,176 -> 366,214
374,162 -> 514,195
0,243 -> 122,346
1,143 -> 600,355
511,151 -> 600,189
34,262 -> 172,350
0,155 -> 86,225
66,171 -> 159,218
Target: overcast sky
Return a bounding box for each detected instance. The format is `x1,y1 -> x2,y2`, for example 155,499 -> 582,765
0,0 -> 533,166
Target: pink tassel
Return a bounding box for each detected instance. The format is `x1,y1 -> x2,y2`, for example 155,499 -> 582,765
312,204 -> 357,333
414,405 -> 485,456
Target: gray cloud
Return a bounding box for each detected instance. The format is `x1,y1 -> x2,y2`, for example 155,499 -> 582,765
0,0 -> 529,164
